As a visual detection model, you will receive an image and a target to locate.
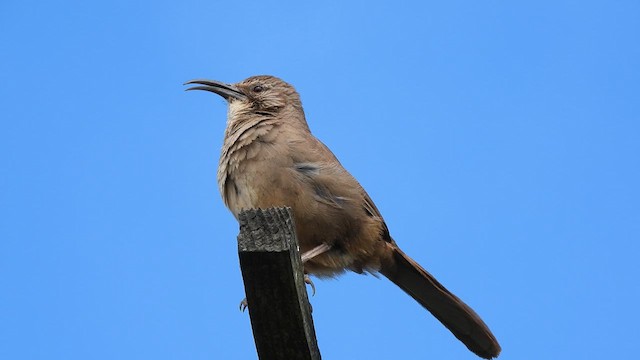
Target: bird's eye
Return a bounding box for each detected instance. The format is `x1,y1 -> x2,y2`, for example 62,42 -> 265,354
252,85 -> 264,93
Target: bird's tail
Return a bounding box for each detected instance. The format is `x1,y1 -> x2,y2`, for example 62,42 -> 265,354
380,245 -> 501,359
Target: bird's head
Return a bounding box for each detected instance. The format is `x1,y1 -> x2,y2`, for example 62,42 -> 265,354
185,75 -> 304,122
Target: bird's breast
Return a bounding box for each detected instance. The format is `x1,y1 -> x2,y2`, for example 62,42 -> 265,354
218,124 -> 295,218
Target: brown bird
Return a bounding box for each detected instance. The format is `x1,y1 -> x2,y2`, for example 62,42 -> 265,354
185,75 -> 501,359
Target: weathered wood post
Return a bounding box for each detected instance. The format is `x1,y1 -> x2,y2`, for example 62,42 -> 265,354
237,207 -> 321,360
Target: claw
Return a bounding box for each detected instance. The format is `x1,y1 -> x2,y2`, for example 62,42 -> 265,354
239,298 -> 248,312
304,274 -> 316,296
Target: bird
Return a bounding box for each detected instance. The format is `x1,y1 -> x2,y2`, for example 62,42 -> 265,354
185,75 -> 501,359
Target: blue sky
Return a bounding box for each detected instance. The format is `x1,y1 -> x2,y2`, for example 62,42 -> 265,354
2,1 -> 639,359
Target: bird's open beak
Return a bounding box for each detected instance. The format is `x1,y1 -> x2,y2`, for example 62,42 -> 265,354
184,79 -> 247,101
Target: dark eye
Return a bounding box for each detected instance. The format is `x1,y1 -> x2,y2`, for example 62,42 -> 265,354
252,85 -> 264,93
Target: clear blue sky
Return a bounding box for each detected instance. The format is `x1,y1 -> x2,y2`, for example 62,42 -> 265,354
2,1 -> 639,359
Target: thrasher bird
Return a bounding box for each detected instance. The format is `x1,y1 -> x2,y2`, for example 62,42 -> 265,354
185,75 -> 501,359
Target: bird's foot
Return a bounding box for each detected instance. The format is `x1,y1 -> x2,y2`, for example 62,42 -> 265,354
239,298 -> 248,312
304,274 -> 316,296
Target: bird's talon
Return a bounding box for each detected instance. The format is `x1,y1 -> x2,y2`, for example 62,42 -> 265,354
239,298 -> 248,312
304,274 -> 316,296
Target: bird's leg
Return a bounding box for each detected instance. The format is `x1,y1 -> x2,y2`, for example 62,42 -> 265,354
301,243 -> 331,262
300,243 -> 331,297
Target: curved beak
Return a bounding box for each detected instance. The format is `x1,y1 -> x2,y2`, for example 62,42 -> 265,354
184,79 -> 247,101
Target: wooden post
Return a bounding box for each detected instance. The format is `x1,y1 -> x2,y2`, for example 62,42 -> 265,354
237,207 -> 321,360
